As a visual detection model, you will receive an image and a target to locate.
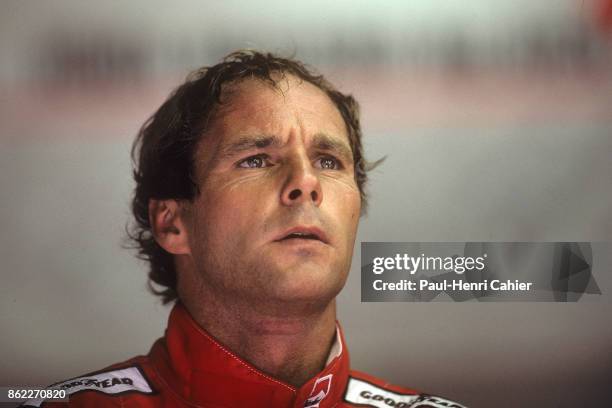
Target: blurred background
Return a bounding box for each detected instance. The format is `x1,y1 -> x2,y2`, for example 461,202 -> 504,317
1,1 -> 611,407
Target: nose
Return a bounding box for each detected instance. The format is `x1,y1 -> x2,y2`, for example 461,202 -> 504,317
280,154 -> 323,207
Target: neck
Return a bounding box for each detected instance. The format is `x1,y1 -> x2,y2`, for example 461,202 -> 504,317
179,283 -> 338,387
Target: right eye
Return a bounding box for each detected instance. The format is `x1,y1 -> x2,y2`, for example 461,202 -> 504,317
237,154 -> 271,169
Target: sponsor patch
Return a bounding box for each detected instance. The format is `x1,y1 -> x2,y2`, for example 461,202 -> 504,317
21,366 -> 154,407
410,395 -> 467,408
343,377 -> 419,408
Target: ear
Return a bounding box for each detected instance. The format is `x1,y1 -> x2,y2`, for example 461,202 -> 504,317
148,199 -> 191,255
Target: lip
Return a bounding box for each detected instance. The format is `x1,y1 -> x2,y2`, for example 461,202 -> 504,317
273,225 -> 330,245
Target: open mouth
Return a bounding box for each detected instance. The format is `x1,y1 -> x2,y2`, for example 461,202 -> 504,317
275,227 -> 328,244
280,232 -> 321,241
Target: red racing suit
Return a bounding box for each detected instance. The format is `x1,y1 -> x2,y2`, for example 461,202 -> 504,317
22,303 -> 466,408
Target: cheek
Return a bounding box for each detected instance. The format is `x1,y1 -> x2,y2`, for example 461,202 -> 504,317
349,189 -> 362,219
346,195 -> 361,234
337,180 -> 361,211
325,182 -> 361,231
343,193 -> 360,223
196,178 -> 274,235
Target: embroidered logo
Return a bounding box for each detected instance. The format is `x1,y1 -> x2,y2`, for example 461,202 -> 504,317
343,377 -> 419,408
304,374 -> 333,408
343,377 -> 467,408
21,366 -> 154,407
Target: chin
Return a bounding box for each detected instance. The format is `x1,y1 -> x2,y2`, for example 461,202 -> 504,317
268,264 -> 346,305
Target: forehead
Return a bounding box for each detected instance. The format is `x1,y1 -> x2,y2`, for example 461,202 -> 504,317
202,75 -> 349,149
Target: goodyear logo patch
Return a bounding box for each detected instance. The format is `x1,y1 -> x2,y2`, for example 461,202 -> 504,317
21,366 -> 153,407
343,377 -> 467,408
344,377 -> 419,407
410,394 -> 467,408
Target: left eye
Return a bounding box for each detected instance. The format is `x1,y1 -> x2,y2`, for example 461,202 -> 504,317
316,156 -> 341,170
237,155 -> 270,168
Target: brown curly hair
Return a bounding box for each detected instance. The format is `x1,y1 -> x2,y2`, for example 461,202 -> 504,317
129,50 -> 375,304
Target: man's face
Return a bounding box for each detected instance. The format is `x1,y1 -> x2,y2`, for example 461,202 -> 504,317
183,75 -> 361,311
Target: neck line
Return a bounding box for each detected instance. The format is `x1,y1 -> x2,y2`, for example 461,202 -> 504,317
151,302 -> 351,408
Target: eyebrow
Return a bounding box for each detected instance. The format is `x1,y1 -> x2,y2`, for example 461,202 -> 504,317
311,133 -> 354,164
218,134 -> 281,159
218,133 -> 354,163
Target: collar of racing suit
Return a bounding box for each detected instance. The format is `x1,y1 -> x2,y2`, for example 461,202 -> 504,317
148,302 -> 350,408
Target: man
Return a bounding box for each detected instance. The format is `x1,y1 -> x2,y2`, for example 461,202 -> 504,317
23,51 -> 465,408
